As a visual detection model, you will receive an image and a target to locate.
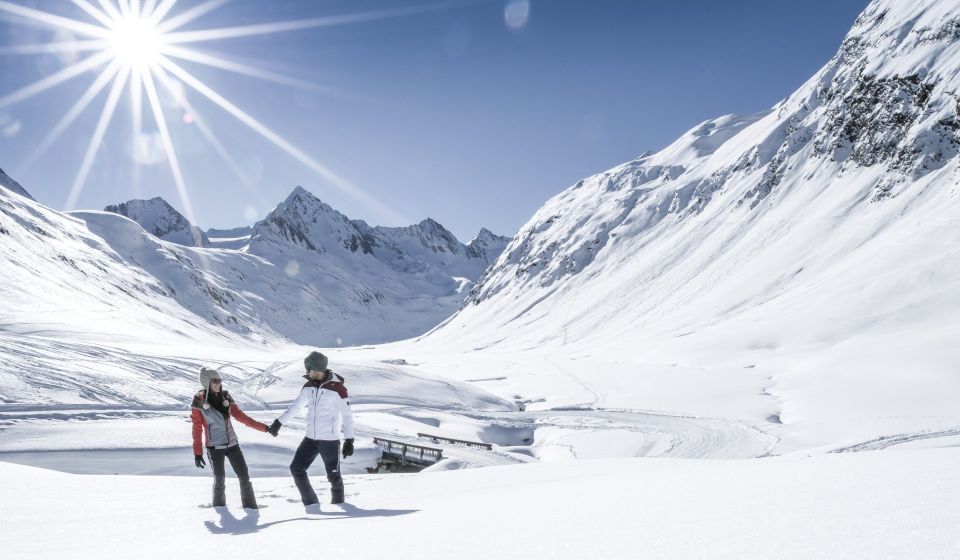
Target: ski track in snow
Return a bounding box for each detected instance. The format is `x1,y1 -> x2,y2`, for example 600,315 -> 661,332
386,406 -> 776,460
827,426 -> 960,453
528,409 -> 776,459
0,331 -> 277,407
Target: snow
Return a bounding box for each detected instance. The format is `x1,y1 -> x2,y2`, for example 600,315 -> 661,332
2,449 -> 959,559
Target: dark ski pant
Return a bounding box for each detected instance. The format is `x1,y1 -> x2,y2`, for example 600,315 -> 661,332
207,445 -> 258,509
290,437 -> 343,505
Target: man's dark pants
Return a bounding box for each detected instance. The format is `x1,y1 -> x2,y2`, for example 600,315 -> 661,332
207,445 -> 258,509
290,437 -> 344,505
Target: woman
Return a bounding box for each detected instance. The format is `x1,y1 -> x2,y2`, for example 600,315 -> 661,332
191,366 -> 273,509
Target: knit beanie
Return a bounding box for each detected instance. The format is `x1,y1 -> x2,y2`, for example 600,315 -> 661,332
304,351 -> 328,372
199,366 -> 221,390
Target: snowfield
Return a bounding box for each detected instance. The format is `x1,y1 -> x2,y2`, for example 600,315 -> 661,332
2,449 -> 959,560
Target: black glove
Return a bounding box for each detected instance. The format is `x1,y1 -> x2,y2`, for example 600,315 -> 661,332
195,455 -> 206,469
267,419 -> 281,436
342,438 -> 354,458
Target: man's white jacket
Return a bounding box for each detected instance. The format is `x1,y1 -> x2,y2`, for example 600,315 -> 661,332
278,373 -> 354,440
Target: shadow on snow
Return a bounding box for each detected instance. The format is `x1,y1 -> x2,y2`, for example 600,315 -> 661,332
204,503 -> 418,535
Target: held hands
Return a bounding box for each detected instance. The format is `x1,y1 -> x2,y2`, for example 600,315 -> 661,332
267,419 -> 282,437
342,438 -> 354,458
195,455 -> 206,469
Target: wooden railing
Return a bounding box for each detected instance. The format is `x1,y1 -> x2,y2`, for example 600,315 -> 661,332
416,432 -> 493,450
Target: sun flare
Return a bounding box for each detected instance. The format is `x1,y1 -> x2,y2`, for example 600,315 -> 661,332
0,0 -> 433,226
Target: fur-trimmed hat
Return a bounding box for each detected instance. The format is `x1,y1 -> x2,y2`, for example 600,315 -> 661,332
304,351 -> 328,372
199,366 -> 221,390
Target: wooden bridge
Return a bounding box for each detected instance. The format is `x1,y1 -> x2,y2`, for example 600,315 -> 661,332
370,437 -> 444,473
369,433 -> 496,473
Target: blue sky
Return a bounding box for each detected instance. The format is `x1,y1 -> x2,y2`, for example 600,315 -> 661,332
0,0 -> 869,241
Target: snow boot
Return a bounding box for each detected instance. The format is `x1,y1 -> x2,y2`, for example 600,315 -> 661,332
239,480 -> 258,509
212,490 -> 226,508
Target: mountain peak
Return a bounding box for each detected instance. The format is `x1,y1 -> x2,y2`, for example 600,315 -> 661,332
252,186 -> 361,254
466,228 -> 510,262
104,197 -> 209,247
474,227 -> 503,241
418,217 -> 443,228
288,185 -> 311,199
276,185 -> 337,216
249,185 -> 510,279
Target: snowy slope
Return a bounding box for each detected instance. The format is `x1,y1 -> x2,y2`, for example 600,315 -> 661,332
0,186 -> 249,347
105,197 -> 210,247
0,167 -> 33,201
0,183 -> 287,405
422,0 -> 960,449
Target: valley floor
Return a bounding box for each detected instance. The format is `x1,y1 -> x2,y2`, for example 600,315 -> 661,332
2,339 -> 958,558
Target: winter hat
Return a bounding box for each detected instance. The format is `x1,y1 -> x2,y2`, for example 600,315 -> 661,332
199,366 -> 222,390
304,351 -> 328,372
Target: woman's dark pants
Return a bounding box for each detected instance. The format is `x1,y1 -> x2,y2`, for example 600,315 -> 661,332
290,438 -> 344,505
207,445 -> 258,509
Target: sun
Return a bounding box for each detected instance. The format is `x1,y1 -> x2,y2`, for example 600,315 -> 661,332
0,0 -> 444,228
107,13 -> 164,69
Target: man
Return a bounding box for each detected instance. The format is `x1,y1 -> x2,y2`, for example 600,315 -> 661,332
268,351 -> 355,506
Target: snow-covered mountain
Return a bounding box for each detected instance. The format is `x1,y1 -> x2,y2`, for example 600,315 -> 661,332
104,197 -> 210,247
466,227 -> 511,263
364,220 -> 508,280
437,0 -> 960,344
2,181 -> 510,353
420,0 -> 960,446
0,167 -> 33,201
249,187 -> 506,281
